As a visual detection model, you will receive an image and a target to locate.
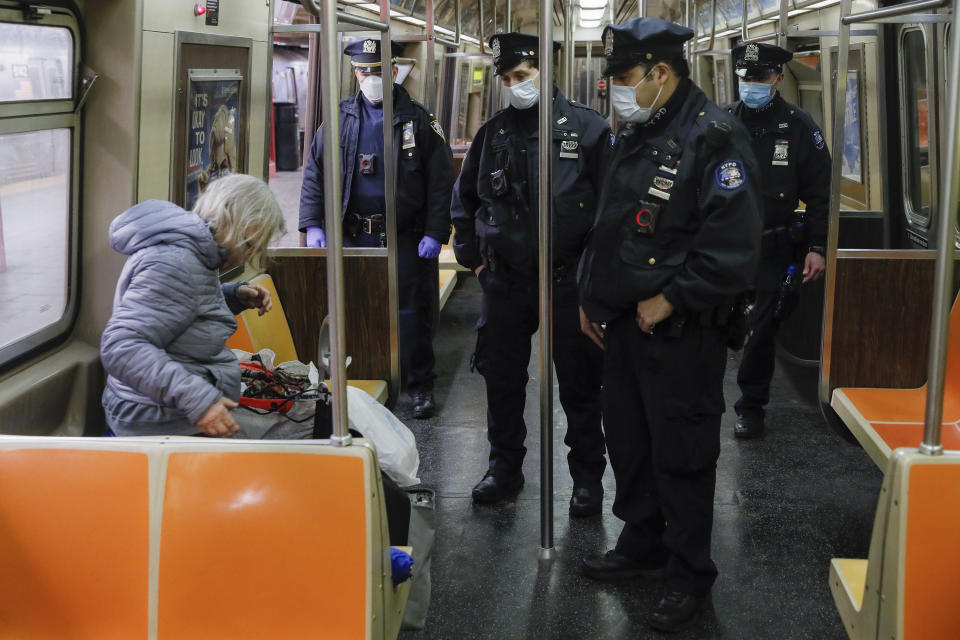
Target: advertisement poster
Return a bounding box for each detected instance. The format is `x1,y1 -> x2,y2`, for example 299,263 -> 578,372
185,69 -> 242,209
842,71 -> 862,183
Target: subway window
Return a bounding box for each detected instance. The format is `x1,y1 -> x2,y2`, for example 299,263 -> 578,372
0,9 -> 81,367
900,28 -> 931,222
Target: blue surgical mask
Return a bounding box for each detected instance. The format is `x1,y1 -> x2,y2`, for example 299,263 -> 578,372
739,81 -> 774,109
503,72 -> 540,110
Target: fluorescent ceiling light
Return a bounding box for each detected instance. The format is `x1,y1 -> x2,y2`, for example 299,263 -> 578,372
809,0 -> 841,8
579,0 -> 607,8
580,19 -> 603,28
580,8 -> 605,19
398,15 -> 427,26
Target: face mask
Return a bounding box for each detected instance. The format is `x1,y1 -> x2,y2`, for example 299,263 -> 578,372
359,75 -> 384,104
739,81 -> 774,109
611,71 -> 663,123
503,72 -> 540,110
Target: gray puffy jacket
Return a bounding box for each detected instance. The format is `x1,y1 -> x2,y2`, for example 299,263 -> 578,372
100,200 -> 248,436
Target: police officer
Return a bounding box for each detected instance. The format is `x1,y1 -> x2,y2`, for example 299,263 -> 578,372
299,39 -> 454,418
451,33 -> 610,512
727,42 -> 830,438
577,19 -> 761,632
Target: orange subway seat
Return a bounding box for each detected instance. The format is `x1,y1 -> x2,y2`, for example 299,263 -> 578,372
157,450 -> 368,639
0,449 -> 150,639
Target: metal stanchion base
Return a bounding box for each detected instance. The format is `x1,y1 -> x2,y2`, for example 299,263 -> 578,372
331,434 -> 353,447
538,546 -> 557,563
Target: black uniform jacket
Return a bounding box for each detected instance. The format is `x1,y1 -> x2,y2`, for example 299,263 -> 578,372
450,89 -> 612,277
298,84 -> 454,242
728,94 -> 831,290
579,80 -> 762,322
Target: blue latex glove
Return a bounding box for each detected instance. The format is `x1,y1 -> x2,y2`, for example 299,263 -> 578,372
418,235 -> 441,259
306,226 -> 326,248
390,547 -> 414,586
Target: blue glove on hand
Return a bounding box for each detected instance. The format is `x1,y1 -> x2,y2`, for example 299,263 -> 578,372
418,235 -> 441,259
390,547 -> 414,586
306,226 -> 326,248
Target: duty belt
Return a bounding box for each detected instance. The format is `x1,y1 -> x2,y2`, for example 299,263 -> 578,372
347,212 -> 385,236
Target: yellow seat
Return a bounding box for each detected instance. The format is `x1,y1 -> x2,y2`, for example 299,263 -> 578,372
0,435 -> 411,639
829,449 -> 960,639
438,269 -> 457,311
226,274 -> 388,404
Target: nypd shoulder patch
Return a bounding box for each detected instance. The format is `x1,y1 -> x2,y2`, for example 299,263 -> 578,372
430,120 -> 445,141
609,132 -> 616,148
715,159 -> 746,190
812,128 -> 826,150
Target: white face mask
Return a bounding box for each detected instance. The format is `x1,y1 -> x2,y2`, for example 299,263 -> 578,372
611,71 -> 663,124
359,75 -> 384,104
502,72 -> 540,110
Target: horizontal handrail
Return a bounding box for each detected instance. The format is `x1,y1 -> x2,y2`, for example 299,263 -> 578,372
841,0 -> 948,24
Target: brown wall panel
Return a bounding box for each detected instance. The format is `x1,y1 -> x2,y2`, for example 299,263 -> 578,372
829,257 -> 960,392
268,256 -> 391,384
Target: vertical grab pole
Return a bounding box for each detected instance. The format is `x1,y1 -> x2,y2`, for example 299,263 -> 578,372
381,0 -> 401,397
777,0 -> 790,48
921,5 -> 960,455
538,0 -> 556,561
741,0 -> 749,42
819,0 -> 851,411
311,0 -> 350,444
564,0 -> 574,97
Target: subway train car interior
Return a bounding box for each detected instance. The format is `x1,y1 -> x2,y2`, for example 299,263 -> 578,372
0,0 -> 958,637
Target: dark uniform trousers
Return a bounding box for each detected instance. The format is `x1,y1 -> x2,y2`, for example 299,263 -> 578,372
734,289 -> 780,416
344,229 -> 438,393
602,314 -> 726,596
473,270 -> 605,485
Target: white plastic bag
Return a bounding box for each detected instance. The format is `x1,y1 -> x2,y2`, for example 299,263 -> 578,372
345,386 -> 420,487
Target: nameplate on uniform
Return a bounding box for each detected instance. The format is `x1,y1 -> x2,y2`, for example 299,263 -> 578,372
402,121 -> 416,149
658,164 -> 678,175
778,122 -> 789,129
648,186 -> 671,200
560,140 -> 579,159
772,139 -> 789,166
556,116 -> 568,125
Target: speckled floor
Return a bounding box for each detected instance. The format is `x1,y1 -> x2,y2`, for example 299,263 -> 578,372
395,275 -> 881,640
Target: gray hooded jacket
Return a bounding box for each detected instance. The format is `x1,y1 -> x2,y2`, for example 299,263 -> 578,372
100,200 -> 247,436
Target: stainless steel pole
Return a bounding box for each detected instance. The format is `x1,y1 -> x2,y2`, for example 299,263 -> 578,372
314,0 -> 351,444
564,0 -> 574,97
921,5 -> 960,455
819,0 -> 851,411
741,0 -> 749,42
638,0 -> 645,17
538,0 -> 556,561
777,0 -> 789,48
507,0 -> 512,31
381,0 -> 401,398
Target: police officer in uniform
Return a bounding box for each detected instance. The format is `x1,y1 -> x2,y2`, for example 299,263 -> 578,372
299,39 -> 454,418
451,33 -> 610,512
577,19 -> 761,631
727,42 -> 830,438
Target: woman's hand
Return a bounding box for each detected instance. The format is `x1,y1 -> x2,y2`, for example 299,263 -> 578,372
197,397 -> 240,436
237,284 -> 273,316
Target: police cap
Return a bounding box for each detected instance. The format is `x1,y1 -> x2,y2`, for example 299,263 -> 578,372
489,32 -> 561,75
601,18 -> 693,77
343,38 -> 404,73
733,42 -> 792,79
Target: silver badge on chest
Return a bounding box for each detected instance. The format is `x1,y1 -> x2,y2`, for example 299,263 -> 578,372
402,121 -> 416,150
772,139 -> 789,166
560,139 -> 579,159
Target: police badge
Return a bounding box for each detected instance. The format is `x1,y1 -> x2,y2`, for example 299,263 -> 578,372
560,140 -> 579,159
745,43 -> 759,62
604,30 -> 614,57
363,39 -> 377,54
491,37 -> 501,61
772,139 -> 789,166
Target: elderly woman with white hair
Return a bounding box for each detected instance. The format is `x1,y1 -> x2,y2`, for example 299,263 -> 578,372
100,174 -> 286,437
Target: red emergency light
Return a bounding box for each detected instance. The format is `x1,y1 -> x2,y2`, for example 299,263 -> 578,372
194,3 -> 206,16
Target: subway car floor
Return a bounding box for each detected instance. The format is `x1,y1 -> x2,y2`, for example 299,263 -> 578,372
394,274 -> 882,640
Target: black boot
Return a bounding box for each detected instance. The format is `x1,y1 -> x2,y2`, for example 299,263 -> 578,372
412,390 -> 436,419
734,411 -> 765,439
581,550 -> 665,581
649,591 -> 705,632
471,470 -> 524,504
569,486 -> 602,517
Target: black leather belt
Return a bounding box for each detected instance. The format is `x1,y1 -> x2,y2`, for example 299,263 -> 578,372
347,213 -> 385,236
